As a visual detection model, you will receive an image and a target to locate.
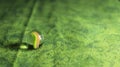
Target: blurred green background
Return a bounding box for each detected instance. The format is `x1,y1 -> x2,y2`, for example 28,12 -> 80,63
0,0 -> 120,67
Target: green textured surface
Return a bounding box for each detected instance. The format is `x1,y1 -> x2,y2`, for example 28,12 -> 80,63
0,0 -> 120,67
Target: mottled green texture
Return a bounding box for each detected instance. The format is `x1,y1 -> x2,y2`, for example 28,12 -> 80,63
0,0 -> 36,67
0,0 -> 120,67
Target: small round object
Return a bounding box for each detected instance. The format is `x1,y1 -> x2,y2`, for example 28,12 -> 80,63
20,44 -> 28,49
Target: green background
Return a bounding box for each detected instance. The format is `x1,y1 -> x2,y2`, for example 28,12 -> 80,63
0,0 -> 120,67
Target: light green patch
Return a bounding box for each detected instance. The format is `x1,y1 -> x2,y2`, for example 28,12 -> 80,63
20,44 -> 28,49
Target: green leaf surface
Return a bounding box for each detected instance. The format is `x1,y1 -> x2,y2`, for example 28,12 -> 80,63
0,0 -> 120,67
